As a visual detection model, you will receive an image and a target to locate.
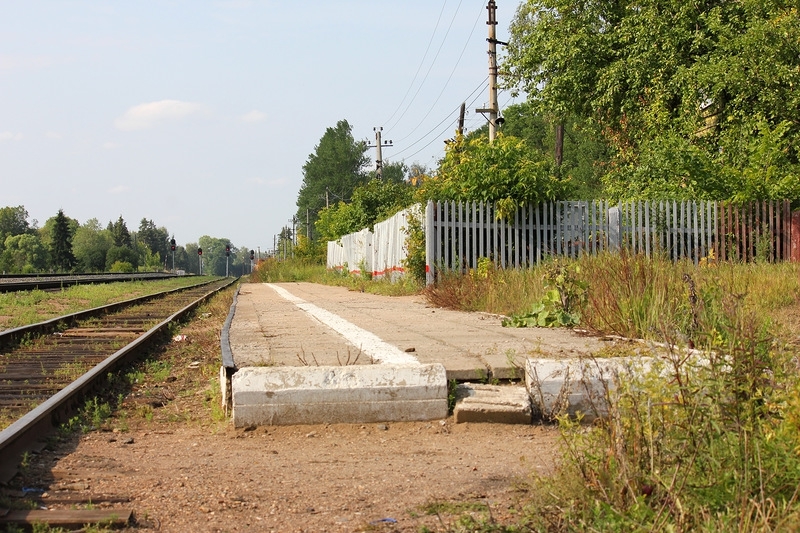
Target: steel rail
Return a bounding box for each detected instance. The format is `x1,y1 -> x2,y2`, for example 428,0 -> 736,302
0,272 -> 179,293
0,278 -> 219,350
0,277 -> 238,482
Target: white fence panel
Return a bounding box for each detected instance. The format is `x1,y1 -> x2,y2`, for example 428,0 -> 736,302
327,228 -> 373,275
371,206 -> 418,281
327,206 -> 421,279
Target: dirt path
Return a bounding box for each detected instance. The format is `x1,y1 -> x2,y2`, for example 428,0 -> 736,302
6,286 -> 561,532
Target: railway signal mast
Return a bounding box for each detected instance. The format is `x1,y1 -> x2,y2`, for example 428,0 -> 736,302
225,244 -> 231,277
170,237 -> 176,272
197,247 -> 203,275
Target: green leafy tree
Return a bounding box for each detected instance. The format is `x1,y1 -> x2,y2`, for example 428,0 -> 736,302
72,218 -> 113,272
421,133 -> 570,217
0,206 -> 35,254
49,209 -> 76,272
503,0 -> 800,200
296,120 -> 369,232
137,218 -> 169,263
105,246 -> 138,271
1,234 -> 48,273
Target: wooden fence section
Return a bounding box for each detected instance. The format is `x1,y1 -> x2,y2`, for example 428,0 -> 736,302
424,199 -> 794,283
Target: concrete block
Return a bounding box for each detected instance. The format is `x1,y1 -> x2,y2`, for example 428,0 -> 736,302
232,364 -> 448,427
453,383 -> 531,424
526,358 -> 651,421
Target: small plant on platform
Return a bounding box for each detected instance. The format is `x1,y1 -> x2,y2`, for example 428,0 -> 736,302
503,260 -> 587,328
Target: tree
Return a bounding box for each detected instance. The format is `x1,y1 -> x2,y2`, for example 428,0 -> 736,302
296,120 -> 370,231
502,0 -> 800,200
137,218 -> 169,262
50,209 -> 76,272
72,219 -> 113,272
421,133 -> 570,218
108,216 -> 132,248
1,234 -> 47,273
0,206 -> 35,253
470,101 -> 610,199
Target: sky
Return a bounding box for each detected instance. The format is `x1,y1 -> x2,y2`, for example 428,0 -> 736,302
1,1 -> 516,255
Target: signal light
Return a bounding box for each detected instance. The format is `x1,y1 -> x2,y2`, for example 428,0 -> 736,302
197,247 -> 203,256
250,250 -> 255,261
170,238 -> 176,252
225,245 -> 230,257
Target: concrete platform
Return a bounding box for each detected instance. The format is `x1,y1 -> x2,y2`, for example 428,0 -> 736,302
232,364 -> 448,426
224,282 -> 634,426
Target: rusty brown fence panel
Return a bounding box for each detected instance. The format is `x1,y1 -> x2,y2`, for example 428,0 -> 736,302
716,200 -> 792,262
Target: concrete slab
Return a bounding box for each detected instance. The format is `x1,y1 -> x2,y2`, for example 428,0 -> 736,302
252,282 -> 613,381
525,358 -> 654,421
453,383 -> 531,424
232,363 -> 448,426
229,284 -> 374,367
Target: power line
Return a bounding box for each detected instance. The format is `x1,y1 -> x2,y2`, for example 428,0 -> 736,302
392,0 -> 486,144
384,0 -> 465,133
391,77 -> 488,160
381,1 -> 449,128
395,78 -> 490,164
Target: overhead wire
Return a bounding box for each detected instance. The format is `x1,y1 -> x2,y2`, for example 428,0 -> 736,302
391,77 -> 488,161
381,1 -> 449,128
395,77 -> 490,164
392,0 -> 485,143
383,0 -> 464,133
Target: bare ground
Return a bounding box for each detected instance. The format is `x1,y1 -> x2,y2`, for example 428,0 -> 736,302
4,288 -> 560,533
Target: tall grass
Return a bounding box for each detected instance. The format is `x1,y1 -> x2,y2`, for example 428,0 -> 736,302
425,253 -> 800,343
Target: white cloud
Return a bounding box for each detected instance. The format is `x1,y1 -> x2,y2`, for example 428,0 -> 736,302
0,131 -> 23,141
114,100 -> 205,131
241,110 -> 267,123
108,185 -> 131,194
247,177 -> 286,187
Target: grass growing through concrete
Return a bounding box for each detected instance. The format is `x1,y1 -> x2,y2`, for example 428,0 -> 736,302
0,276 -> 219,331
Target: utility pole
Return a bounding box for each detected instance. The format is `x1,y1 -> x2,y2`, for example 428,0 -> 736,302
475,1 -> 505,143
458,102 -> 466,136
367,127 -> 393,179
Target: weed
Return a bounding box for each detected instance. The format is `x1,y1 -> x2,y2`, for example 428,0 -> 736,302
519,283 -> 800,530
447,379 -> 458,414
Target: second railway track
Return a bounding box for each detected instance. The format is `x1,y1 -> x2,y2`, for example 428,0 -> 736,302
0,277 -> 237,480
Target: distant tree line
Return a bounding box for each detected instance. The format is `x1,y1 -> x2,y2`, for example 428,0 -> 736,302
0,205 -> 252,276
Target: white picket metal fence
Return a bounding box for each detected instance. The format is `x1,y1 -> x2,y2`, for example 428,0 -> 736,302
327,199 -> 794,285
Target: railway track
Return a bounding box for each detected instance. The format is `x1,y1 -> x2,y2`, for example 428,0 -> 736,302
0,272 -> 179,293
0,277 -> 237,482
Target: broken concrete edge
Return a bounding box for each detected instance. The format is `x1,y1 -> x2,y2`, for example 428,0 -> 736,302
220,350 -> 711,426
231,363 -> 448,426
219,284 -> 240,370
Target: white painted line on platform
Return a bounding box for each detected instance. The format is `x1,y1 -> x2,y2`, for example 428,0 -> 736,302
266,284 -> 420,365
